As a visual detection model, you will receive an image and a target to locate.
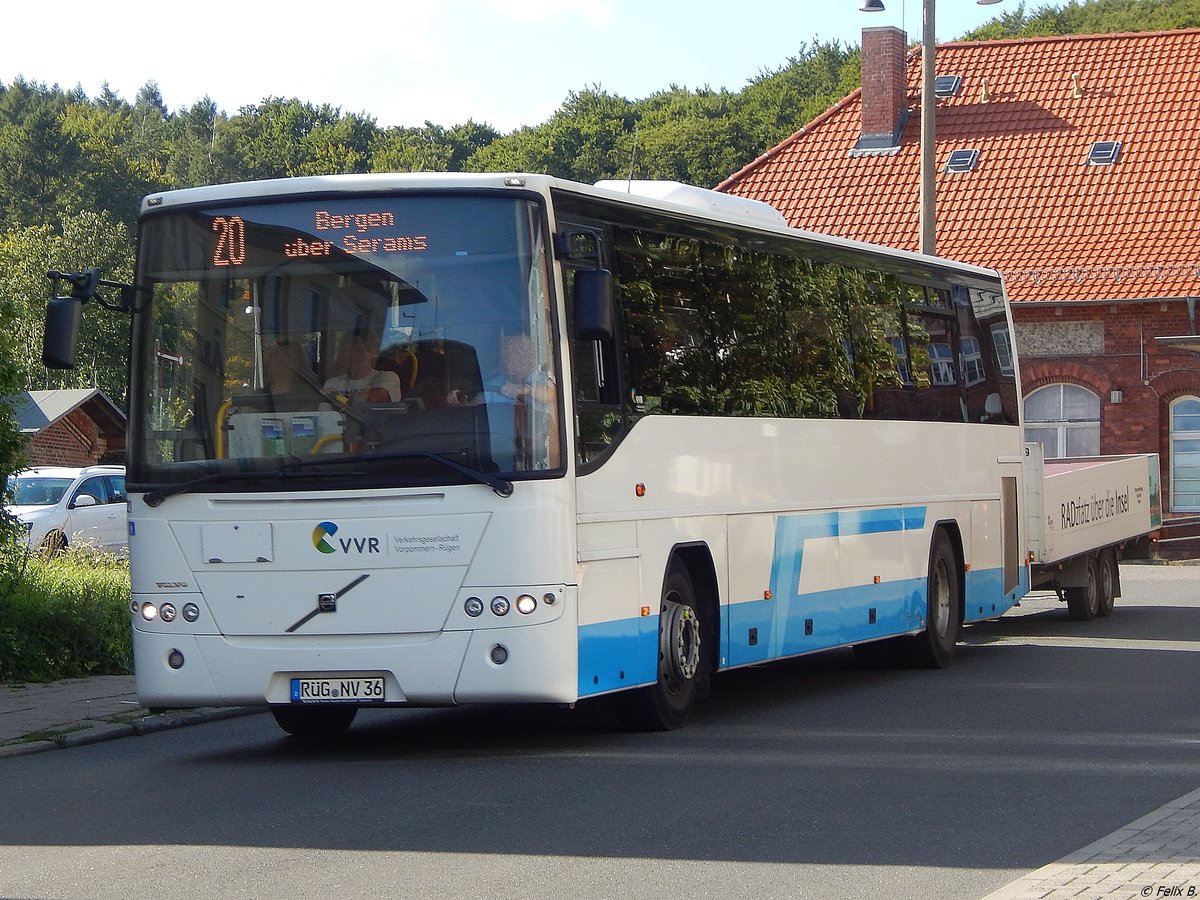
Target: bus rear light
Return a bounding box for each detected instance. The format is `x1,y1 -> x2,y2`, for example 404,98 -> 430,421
516,594 -> 537,615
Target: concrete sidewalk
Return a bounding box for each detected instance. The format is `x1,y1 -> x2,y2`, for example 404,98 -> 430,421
0,674 -> 255,757
982,785 -> 1200,899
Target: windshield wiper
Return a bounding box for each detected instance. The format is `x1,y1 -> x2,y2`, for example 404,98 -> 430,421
142,462 -> 365,508
141,450 -> 512,508
327,449 -> 511,497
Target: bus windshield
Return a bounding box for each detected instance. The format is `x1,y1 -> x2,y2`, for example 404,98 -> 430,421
131,194 -> 561,491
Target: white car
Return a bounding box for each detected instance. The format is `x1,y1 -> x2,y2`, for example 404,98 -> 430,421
4,465 -> 128,553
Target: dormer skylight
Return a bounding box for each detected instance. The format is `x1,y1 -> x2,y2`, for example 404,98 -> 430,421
1088,140 -> 1122,165
945,148 -> 980,173
934,75 -> 964,98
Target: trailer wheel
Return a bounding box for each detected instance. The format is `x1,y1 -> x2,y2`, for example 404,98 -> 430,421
1097,549 -> 1117,618
271,705 -> 357,739
902,530 -> 961,669
1066,555 -> 1101,620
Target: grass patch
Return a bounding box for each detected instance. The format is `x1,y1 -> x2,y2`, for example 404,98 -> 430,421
0,541 -> 132,683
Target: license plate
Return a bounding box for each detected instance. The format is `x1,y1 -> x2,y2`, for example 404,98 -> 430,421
289,676 -> 385,703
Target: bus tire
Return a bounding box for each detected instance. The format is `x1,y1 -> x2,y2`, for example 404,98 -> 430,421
614,566 -> 704,731
1066,555 -> 1101,621
271,705 -> 357,738
902,530 -> 961,669
1097,549 -> 1117,617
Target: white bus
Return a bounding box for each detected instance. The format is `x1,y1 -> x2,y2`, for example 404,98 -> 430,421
45,173 -> 1027,736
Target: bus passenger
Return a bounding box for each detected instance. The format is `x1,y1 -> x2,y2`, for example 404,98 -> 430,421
264,340 -> 323,409
323,334 -> 403,404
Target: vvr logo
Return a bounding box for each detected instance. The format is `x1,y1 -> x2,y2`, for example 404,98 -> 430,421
312,521 -> 381,555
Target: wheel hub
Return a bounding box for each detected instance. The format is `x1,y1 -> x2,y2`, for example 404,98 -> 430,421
661,599 -> 701,684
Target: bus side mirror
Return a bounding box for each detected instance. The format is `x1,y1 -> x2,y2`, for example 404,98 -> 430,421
573,269 -> 615,341
43,296 -> 83,369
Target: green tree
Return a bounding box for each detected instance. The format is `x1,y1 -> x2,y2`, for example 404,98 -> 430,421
738,41 -> 862,151
0,86 -> 83,229
629,86 -> 752,187
963,0 -> 1200,39
167,96 -> 247,187
227,98 -> 378,179
370,120 -> 500,173
60,86 -> 172,229
466,88 -> 636,181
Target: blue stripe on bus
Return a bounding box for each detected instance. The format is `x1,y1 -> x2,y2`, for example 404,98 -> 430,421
577,506 -> 1025,696
752,507 -> 928,664
578,506 -> 928,696
962,565 -> 1027,623
578,615 -> 658,697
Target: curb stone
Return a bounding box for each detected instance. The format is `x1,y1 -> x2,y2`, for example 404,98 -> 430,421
0,707 -> 262,756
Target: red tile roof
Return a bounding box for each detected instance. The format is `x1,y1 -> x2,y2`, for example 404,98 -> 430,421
717,29 -> 1200,303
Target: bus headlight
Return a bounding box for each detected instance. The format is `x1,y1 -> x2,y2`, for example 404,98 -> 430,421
464,596 -> 484,617
490,596 -> 511,616
182,603 -> 200,622
515,594 -> 537,615
160,603 -> 177,623
141,603 -> 159,622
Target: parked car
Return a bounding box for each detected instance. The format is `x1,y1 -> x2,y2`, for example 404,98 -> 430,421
4,465 -> 128,554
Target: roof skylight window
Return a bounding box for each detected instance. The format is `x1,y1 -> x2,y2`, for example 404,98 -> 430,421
1087,140 -> 1122,165
934,75 -> 963,98
945,148 -> 980,173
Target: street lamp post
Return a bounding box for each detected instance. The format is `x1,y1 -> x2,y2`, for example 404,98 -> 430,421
861,0 -> 1005,256
920,0 -> 936,255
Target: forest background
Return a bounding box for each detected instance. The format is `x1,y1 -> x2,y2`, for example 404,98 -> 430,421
1,0 -> 1199,490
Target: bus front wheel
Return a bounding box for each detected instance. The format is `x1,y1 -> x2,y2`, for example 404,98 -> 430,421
271,705 -> 358,739
615,566 -> 704,731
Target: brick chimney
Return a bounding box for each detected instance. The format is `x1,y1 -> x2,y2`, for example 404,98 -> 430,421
858,26 -> 909,151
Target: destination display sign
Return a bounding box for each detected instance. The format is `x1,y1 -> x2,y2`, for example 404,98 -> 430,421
211,208 -> 428,267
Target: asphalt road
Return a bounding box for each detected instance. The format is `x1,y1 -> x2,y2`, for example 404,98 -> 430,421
0,564 -> 1197,900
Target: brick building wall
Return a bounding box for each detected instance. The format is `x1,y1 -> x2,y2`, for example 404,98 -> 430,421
1013,299 -> 1200,512
26,409 -> 108,467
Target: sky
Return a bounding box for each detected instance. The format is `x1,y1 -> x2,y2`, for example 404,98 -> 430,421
1,0 -> 1031,133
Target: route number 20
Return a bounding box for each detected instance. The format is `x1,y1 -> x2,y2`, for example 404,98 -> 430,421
212,216 -> 246,267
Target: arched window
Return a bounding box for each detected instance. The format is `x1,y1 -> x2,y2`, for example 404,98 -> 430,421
1170,396 -> 1200,512
1024,384 -> 1100,458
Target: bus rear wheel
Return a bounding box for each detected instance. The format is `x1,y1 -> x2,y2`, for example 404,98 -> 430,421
271,705 -> 357,739
901,530 -> 961,669
615,566 -> 704,731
